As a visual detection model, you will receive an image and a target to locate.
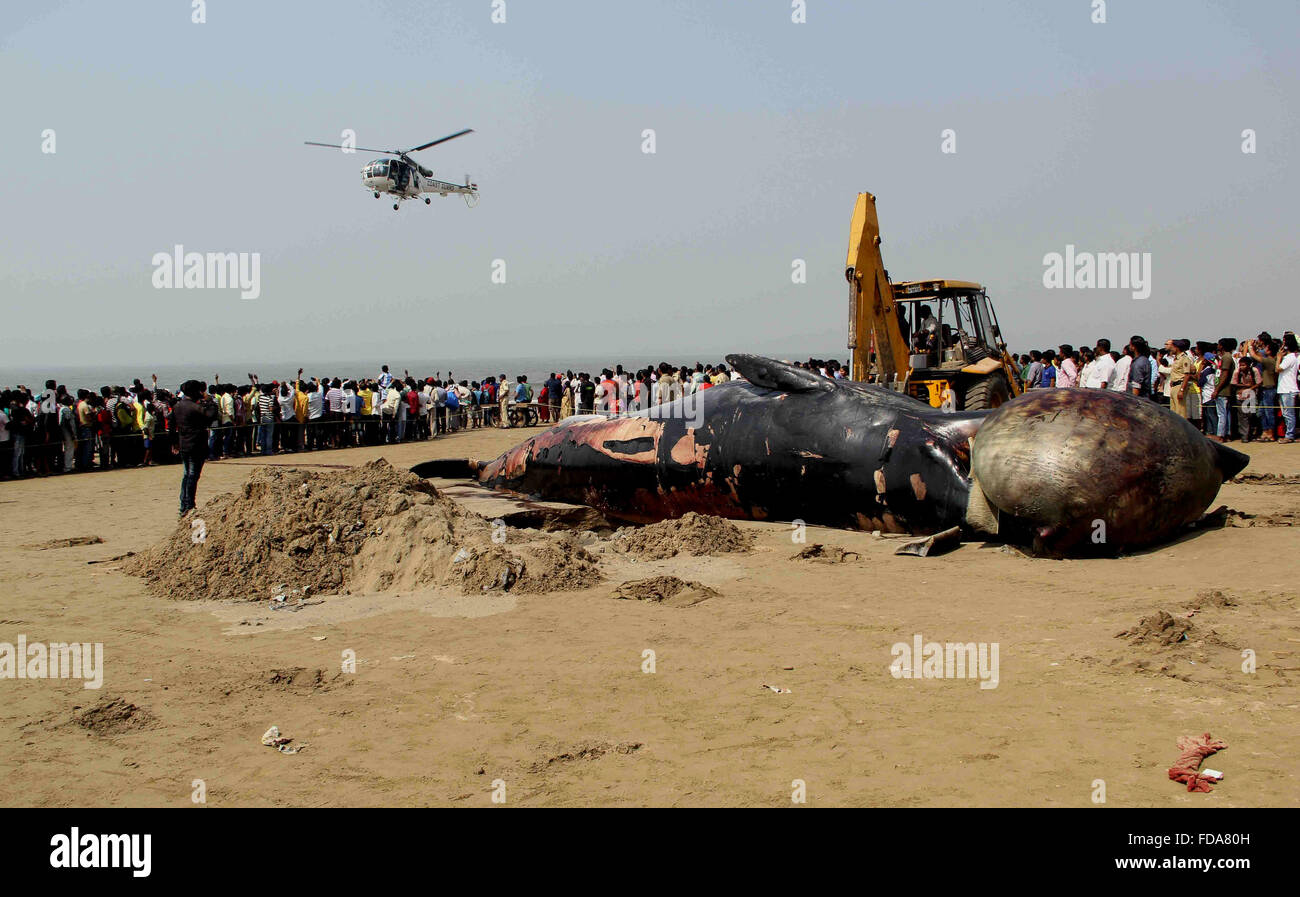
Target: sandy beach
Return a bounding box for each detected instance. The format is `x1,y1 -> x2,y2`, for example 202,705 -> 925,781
1,426 -> 1296,807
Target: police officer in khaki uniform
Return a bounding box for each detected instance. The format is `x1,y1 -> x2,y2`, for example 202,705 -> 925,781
1165,339 -> 1195,419
498,375 -> 512,429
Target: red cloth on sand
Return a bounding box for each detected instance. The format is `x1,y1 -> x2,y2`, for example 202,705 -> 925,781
1167,732 -> 1227,793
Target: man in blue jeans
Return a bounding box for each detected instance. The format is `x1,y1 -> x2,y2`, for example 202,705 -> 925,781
173,381 -> 218,517
1212,339 -> 1235,441
1278,333 -> 1300,443
1246,335 -> 1278,441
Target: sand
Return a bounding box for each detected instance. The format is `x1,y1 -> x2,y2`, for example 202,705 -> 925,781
610,576 -> 721,607
1,428 -> 1298,807
609,512 -> 756,560
122,459 -> 601,602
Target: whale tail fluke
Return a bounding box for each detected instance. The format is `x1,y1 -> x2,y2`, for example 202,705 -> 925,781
411,458 -> 481,479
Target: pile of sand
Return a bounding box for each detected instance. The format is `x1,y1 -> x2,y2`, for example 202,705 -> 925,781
438,534 -> 602,595
790,543 -> 860,563
1114,608 -> 1233,649
611,576 -> 719,606
1116,611 -> 1194,646
73,698 -> 156,736
513,534 -> 603,593
125,459 -> 601,601
1187,589 -> 1239,611
610,512 -> 755,560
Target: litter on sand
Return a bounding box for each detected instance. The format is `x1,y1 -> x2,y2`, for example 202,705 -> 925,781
1167,732 -> 1227,792
894,526 -> 962,557
261,725 -> 307,755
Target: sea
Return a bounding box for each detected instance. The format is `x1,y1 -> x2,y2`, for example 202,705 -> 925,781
0,350 -> 836,394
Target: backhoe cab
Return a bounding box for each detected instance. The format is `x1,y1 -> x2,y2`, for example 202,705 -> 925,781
845,193 -> 1021,410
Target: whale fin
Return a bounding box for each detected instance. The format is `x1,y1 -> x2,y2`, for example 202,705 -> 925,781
1211,441 -> 1249,481
726,354 -> 837,394
411,458 -> 481,479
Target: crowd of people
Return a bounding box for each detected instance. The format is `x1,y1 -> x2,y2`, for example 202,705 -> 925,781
2,332 -> 1294,498
1009,331 -> 1299,443
0,360 -> 753,485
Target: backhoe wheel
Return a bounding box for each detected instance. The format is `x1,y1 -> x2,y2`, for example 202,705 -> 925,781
962,374 -> 1011,410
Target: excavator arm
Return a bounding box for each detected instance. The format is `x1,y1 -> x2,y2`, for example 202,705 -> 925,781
845,192 -> 910,382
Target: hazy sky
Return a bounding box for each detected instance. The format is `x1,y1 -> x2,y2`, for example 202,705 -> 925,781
3,0 -> 1297,370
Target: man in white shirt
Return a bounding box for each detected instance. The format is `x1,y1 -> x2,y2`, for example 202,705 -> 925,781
306,384 -> 324,449
433,382 -> 447,435
615,367 -> 629,404
414,381 -> 428,433
1109,349 -> 1132,392
918,305 -> 939,336
278,383 -> 297,452
1277,337 -> 1299,443
1088,339 -> 1115,388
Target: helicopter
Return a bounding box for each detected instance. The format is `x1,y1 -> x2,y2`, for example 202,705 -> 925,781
305,129 -> 479,210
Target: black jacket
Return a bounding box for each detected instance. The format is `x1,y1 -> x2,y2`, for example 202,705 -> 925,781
173,397 -> 217,454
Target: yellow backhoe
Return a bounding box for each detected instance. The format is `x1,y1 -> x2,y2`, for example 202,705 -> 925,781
845,192 -> 1021,409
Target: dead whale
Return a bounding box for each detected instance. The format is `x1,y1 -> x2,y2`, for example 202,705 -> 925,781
967,386 -> 1248,553
414,354 -> 1247,554
416,354 -> 984,534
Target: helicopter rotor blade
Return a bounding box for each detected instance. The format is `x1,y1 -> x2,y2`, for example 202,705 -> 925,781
304,141 -> 401,155
405,129 -> 474,154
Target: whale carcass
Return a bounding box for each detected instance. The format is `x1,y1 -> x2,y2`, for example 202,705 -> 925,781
414,354 -> 1248,555
968,386 -> 1248,552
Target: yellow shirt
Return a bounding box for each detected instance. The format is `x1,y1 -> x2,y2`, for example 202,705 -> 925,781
360,389 -> 373,415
